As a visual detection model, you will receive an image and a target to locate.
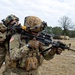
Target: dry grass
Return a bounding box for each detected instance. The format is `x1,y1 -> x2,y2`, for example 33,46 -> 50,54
39,38 -> 75,75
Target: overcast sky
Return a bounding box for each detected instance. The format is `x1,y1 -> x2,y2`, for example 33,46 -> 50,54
0,0 -> 75,27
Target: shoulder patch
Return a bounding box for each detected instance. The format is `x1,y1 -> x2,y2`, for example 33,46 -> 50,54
10,37 -> 14,42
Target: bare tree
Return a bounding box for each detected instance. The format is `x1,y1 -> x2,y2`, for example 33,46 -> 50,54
58,16 -> 73,36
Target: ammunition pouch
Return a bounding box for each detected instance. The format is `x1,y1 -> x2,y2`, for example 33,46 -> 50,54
9,60 -> 17,68
25,56 -> 38,71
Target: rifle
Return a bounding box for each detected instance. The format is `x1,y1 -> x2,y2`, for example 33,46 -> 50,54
2,24 -> 52,46
41,41 -> 75,54
2,24 -> 75,53
21,30 -> 75,54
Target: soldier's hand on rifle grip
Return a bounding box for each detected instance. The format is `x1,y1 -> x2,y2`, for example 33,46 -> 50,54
28,38 -> 40,49
56,48 -> 63,55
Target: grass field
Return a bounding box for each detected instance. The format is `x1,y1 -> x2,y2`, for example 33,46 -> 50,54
39,38 -> 75,75
0,38 -> 75,75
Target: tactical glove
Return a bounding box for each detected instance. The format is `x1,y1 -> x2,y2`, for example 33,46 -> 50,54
28,38 -> 42,49
56,48 -> 63,54
56,41 -> 65,54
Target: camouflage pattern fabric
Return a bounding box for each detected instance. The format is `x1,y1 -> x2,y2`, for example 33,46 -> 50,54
3,33 -> 42,75
24,16 -> 42,27
3,68 -> 40,75
24,16 -> 43,32
4,32 -> 57,74
3,68 -> 12,75
0,46 -> 6,67
9,34 -> 29,60
5,14 -> 19,26
2,14 -> 64,75
0,23 -> 6,68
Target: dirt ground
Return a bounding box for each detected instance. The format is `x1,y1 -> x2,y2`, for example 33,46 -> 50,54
0,38 -> 75,75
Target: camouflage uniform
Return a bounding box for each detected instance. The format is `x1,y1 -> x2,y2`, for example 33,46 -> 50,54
2,15 -> 62,75
1,14 -> 19,75
0,23 -> 6,68
4,33 -> 56,75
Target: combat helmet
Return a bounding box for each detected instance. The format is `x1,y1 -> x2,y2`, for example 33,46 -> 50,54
2,14 -> 19,27
24,16 -> 47,33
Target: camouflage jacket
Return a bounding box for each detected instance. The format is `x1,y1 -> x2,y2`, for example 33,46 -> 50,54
0,23 -> 6,68
5,32 -> 56,71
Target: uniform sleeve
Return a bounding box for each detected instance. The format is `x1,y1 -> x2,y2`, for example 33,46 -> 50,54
0,32 -> 6,68
0,25 -> 6,44
10,45 -> 29,60
7,34 -> 29,61
0,32 -> 6,44
40,44 -> 56,60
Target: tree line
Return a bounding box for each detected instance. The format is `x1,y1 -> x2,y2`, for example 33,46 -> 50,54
45,26 -> 75,38
44,16 -> 75,38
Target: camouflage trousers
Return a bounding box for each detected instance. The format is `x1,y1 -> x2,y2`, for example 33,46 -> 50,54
3,68 -> 41,75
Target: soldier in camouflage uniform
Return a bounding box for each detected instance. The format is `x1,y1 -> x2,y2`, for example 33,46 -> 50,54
2,15 -> 63,75
0,23 -> 6,68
